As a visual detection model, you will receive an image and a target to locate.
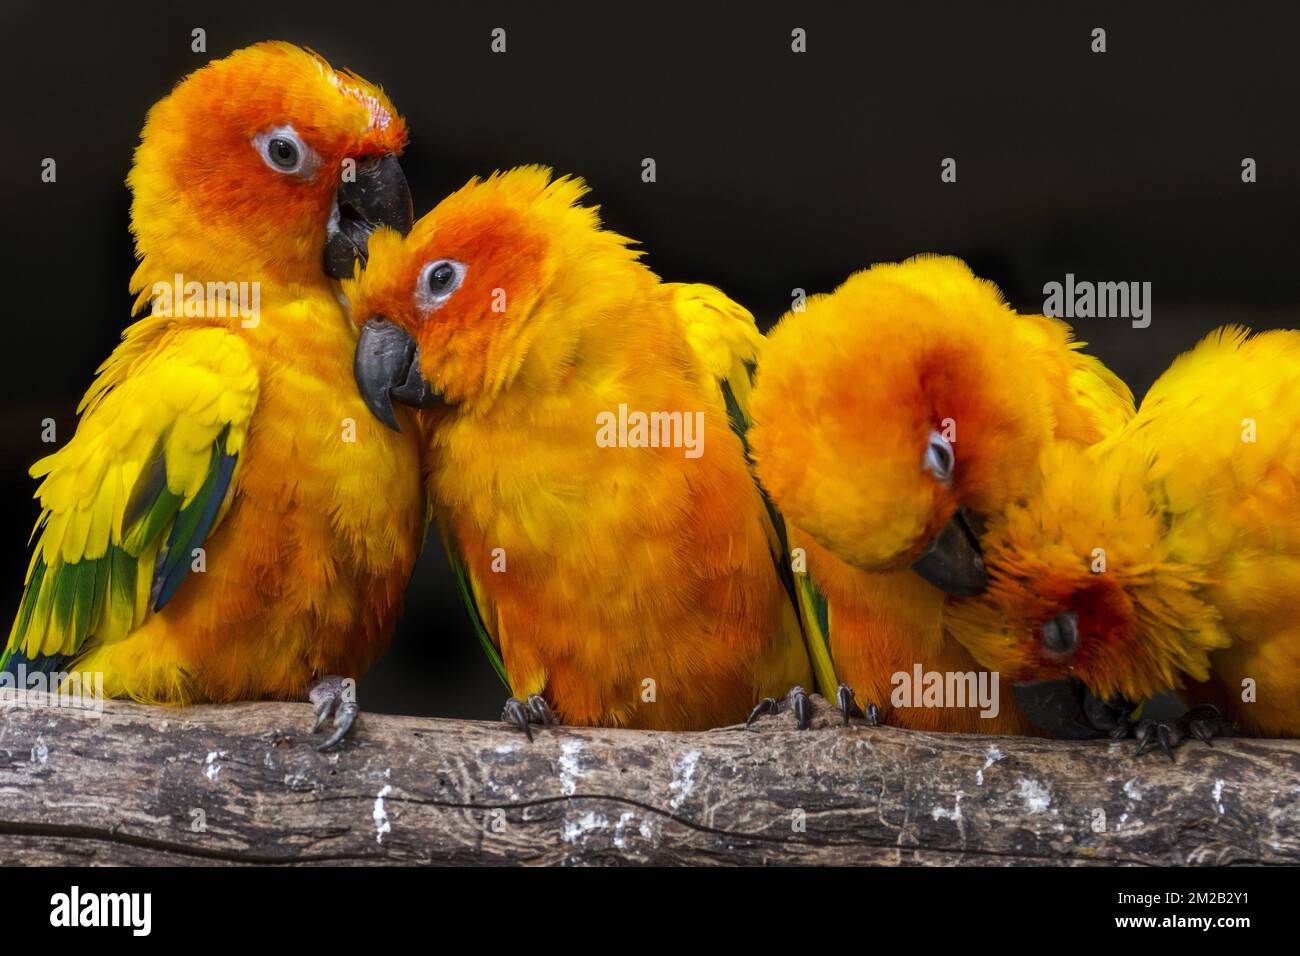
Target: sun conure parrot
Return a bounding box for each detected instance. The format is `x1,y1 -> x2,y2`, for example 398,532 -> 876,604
746,255 -> 1134,735
946,326 -> 1300,755
6,42 -> 423,748
344,166 -> 813,735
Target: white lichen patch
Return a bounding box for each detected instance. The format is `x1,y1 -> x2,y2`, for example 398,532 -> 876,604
373,784 -> 393,844
1123,777 -> 1143,801
613,811 -> 637,849
975,746 -> 1004,786
668,749 -> 702,811
203,750 -> 228,782
558,739 -> 583,796
30,737 -> 48,765
1211,779 -> 1226,816
1015,777 -> 1052,814
562,811 -> 608,844
932,792 -> 963,822
282,770 -> 312,790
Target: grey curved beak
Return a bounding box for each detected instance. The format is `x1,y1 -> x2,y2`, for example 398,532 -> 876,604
354,317 -> 440,431
911,508 -> 987,597
324,155 -> 414,279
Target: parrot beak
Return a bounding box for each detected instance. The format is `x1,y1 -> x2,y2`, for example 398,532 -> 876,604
1012,678 -> 1134,740
911,508 -> 988,597
354,317 -> 441,431
324,155 -> 414,279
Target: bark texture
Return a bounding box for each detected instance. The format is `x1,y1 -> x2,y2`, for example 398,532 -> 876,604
0,693 -> 1295,865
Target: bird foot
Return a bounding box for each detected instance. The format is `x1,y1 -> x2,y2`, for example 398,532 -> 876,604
746,685 -> 813,730
308,675 -> 360,751
836,682 -> 881,727
1134,704 -> 1233,760
502,694 -> 555,742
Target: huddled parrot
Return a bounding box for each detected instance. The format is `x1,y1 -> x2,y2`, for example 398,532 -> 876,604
7,42 -> 424,748
747,256 -> 1133,734
947,326 -> 1300,754
345,166 -> 814,735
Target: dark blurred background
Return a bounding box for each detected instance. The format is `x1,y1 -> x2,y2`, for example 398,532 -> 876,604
3,1 -> 1297,718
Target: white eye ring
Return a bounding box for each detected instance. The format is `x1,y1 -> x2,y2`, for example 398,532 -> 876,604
924,430 -> 955,483
417,259 -> 468,310
252,125 -> 318,178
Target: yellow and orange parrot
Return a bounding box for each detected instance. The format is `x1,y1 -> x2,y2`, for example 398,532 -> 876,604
947,326 -> 1300,754
6,43 -> 424,747
747,256 -> 1134,735
345,166 -> 812,735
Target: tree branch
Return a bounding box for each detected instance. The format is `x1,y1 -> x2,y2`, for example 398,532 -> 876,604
1,693 -> 1295,865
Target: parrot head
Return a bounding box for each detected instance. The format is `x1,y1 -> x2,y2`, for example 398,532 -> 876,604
946,441 -> 1229,706
128,41 -> 413,307
749,256 -> 1058,597
347,166 -> 641,428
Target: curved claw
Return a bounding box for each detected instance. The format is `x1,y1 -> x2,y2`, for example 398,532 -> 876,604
836,683 -> 864,726
746,697 -> 779,729
1134,718 -> 1158,756
318,701 -> 358,751
836,682 -> 881,728
1134,705 -> 1230,761
1156,723 -> 1179,761
312,693 -> 335,734
1186,703 -> 1233,746
526,694 -> 555,727
502,697 -> 535,742
790,686 -> 812,731
746,687 -> 813,730
308,675 -> 360,750
864,702 -> 881,727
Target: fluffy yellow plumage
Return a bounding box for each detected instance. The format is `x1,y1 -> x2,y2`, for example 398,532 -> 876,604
346,167 -> 812,731
948,326 -> 1300,739
749,256 -> 1133,732
8,44 -> 423,746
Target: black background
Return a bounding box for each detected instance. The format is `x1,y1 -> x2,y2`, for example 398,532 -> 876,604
3,1 -> 1297,719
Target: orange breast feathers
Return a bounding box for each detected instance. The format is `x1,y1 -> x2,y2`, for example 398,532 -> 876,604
427,306 -> 808,729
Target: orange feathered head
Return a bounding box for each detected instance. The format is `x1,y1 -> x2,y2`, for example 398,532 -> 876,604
945,441 -> 1229,703
129,41 -> 411,301
347,166 -> 645,426
749,256 -> 1056,594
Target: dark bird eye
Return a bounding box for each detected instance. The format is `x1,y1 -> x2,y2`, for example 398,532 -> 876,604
1040,611 -> 1080,657
267,137 -> 299,169
254,127 -> 313,176
420,259 -> 468,306
429,264 -> 456,291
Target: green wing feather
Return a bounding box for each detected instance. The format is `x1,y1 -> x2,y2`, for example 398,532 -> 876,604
437,520 -> 510,689
720,374 -> 839,699
5,326 -> 257,674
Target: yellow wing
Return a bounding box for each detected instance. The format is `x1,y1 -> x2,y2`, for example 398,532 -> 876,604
6,319 -> 259,669
672,282 -> 837,698
1016,312 -> 1136,442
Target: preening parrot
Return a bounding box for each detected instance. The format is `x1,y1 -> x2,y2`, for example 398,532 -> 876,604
947,326 -> 1300,754
747,256 -> 1133,734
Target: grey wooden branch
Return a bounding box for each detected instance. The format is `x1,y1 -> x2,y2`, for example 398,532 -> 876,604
0,692 -> 1296,865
